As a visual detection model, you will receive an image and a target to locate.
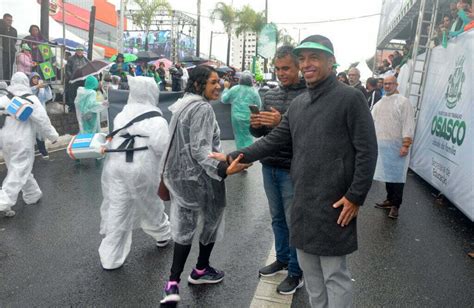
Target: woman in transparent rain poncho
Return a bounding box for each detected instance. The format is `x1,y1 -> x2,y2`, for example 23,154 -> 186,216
0,72 -> 58,217
160,66 -> 249,305
221,72 -> 262,149
74,75 -> 108,134
98,76 -> 171,270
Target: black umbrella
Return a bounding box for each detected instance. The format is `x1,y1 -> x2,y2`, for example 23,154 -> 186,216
135,51 -> 160,62
216,66 -> 235,74
180,55 -> 207,63
69,60 -> 112,83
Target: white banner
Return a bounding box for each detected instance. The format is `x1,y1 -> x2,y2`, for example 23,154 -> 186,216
409,31 -> 474,221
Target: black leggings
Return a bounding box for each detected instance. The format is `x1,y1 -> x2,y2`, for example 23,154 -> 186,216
169,242 -> 215,282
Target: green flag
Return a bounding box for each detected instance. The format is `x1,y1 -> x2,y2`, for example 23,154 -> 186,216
39,44 -> 52,60
40,61 -> 56,80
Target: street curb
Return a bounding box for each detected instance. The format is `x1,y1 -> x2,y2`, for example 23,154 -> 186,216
250,244 -> 294,308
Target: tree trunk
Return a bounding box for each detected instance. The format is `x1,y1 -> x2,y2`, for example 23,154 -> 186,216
226,34 -> 231,66
241,32 -> 246,71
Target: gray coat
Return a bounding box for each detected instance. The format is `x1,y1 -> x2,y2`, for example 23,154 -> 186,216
231,73 -> 377,256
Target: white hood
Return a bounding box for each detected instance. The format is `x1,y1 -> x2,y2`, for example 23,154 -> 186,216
127,76 -> 159,107
7,72 -> 32,96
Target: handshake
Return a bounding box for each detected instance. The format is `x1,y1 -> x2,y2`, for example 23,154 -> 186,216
208,152 -> 253,175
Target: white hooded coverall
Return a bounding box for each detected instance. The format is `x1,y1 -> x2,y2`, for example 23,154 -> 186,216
98,76 -> 171,270
0,72 -> 59,216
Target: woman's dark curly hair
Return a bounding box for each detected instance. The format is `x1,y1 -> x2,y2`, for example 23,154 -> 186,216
185,65 -> 217,96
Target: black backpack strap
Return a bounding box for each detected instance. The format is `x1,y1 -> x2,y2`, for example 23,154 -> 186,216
0,89 -> 35,105
106,111 -> 161,139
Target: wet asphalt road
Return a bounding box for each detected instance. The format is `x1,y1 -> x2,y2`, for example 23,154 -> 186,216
1,141 -> 473,307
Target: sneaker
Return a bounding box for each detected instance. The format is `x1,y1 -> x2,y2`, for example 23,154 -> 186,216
4,210 -> 15,217
156,239 -> 170,248
277,275 -> 304,295
187,266 -> 225,285
41,155 -> 50,160
375,200 -> 392,209
160,281 -> 180,304
259,260 -> 288,277
388,206 -> 399,219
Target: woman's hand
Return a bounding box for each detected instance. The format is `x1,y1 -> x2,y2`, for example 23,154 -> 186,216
208,152 -> 227,162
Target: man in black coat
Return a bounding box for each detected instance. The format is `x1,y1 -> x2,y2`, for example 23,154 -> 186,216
366,77 -> 382,110
170,63 -> 183,92
0,14 -> 18,80
223,35 -> 377,307
348,67 -> 368,98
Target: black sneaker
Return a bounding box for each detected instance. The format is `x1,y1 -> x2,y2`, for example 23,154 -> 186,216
187,266 -> 225,285
160,281 -> 180,304
259,260 -> 288,277
277,275 -> 304,295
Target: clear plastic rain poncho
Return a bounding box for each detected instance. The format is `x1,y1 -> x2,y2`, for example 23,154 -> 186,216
372,94 -> 415,183
162,93 -> 226,245
74,76 -> 107,134
99,76 -> 170,269
221,72 -> 262,149
0,72 -> 58,213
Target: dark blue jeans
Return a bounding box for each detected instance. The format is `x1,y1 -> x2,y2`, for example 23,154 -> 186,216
36,139 -> 48,156
262,164 -> 302,277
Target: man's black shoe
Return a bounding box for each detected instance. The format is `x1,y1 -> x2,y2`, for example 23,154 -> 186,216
258,260 -> 288,277
375,200 -> 392,209
277,275 -> 304,295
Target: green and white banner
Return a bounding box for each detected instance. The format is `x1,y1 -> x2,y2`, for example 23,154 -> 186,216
409,31 -> 473,221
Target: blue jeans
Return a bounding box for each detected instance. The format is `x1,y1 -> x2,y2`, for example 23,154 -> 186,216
262,164 -> 302,277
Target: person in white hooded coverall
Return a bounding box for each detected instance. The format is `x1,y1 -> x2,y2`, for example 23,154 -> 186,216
98,76 -> 171,270
0,72 -> 59,217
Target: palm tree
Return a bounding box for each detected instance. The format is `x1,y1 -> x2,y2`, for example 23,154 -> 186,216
210,2 -> 236,66
235,5 -> 257,71
131,0 -> 172,51
250,11 -> 266,56
276,28 -> 296,47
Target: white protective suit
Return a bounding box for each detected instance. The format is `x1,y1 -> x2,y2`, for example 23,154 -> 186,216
162,93 -> 226,246
372,93 -> 415,183
98,76 -> 171,270
0,72 -> 59,216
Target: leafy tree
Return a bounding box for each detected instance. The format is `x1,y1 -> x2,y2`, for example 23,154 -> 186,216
276,28 -> 296,47
131,0 -> 172,51
210,2 -> 236,66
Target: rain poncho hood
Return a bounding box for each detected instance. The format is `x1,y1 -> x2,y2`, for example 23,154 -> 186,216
0,73 -> 58,213
372,94 -> 415,183
163,93 -> 226,245
221,81 -> 262,149
127,76 -> 159,107
85,76 -> 99,90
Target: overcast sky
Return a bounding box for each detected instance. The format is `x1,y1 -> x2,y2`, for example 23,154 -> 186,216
166,0 -> 383,70
3,0 -> 383,70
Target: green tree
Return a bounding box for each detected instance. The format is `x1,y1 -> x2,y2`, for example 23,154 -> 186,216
131,0 -> 172,51
210,2 -> 236,66
236,5 -> 258,71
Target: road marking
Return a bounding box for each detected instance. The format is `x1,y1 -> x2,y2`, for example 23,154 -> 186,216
249,244 -> 295,308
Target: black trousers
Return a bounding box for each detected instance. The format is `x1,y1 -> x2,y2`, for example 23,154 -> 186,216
386,182 -> 405,208
2,52 -> 15,80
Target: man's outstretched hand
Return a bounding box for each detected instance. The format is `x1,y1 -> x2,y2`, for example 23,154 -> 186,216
208,153 -> 252,175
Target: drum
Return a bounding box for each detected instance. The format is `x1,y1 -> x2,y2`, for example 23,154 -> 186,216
67,133 -> 107,160
7,97 -> 33,122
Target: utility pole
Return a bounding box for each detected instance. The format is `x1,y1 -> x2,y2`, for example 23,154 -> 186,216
40,0 -> 50,40
118,0 -> 125,53
196,0 -> 201,57
209,31 -> 213,61
263,0 -> 268,74
87,6 -> 96,60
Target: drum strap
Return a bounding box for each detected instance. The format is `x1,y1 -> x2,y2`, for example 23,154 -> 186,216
115,133 -> 148,163
106,111 -> 161,139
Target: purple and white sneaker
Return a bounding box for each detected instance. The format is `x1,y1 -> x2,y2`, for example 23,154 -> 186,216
160,281 -> 180,304
187,266 -> 225,285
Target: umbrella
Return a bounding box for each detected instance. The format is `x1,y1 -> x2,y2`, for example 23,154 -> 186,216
52,38 -> 86,51
136,51 -> 160,61
180,55 -> 207,63
69,60 -> 113,83
149,58 -> 173,69
110,53 -> 137,63
216,66 -> 235,74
